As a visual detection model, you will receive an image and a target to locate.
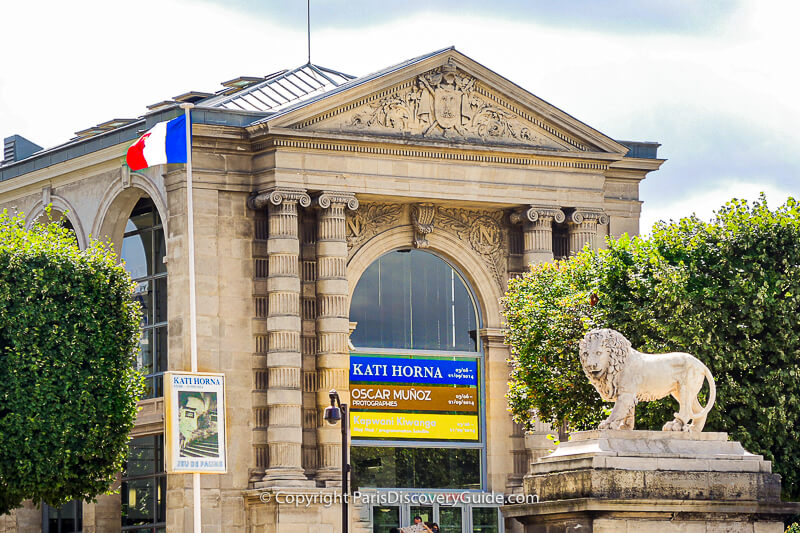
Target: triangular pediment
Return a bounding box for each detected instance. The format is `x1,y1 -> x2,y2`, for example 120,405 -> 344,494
265,49 -> 628,155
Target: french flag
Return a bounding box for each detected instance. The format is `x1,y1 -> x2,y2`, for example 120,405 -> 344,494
126,115 -> 188,171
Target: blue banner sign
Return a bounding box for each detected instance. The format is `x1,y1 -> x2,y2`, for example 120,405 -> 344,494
350,355 -> 478,386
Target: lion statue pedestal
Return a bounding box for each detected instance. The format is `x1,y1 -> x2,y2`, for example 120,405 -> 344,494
503,329 -> 800,531
503,430 -> 799,532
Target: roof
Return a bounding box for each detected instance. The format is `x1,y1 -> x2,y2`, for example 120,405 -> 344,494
248,47 -> 455,125
0,47 -> 660,182
198,63 -> 354,113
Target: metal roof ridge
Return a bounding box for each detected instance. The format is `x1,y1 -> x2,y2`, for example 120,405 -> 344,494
201,62 -> 354,110
249,46 -> 457,126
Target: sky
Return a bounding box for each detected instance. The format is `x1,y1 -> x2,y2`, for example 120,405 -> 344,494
1,0 -> 797,233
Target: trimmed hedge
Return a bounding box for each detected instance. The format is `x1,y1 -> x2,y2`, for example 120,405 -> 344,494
0,211 -> 144,514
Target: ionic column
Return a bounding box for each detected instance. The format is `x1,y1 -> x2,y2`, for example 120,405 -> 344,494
567,209 -> 609,255
249,187 -> 311,486
313,191 -> 359,484
510,205 -> 566,267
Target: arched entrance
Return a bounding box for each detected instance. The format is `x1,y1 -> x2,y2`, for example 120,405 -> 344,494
349,249 -> 499,533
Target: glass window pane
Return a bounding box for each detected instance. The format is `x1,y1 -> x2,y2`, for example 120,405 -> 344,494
155,326 -> 167,374
154,230 -> 166,274
122,477 -> 155,527
410,506 -> 433,525
133,281 -> 153,327
127,209 -> 154,233
126,436 -> 157,477
352,447 -> 480,489
471,508 -> 498,533
350,250 -> 478,351
156,476 -> 167,523
372,506 -> 399,533
122,234 -> 150,280
137,329 -> 154,376
122,436 -> 165,530
439,507 -> 462,533
154,277 -> 167,324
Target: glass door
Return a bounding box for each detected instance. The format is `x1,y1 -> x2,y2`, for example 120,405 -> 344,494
410,505 -> 434,526
471,508 -> 499,533
373,506 -> 400,533
438,506 -> 463,533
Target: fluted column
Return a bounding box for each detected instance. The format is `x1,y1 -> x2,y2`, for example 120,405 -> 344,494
567,209 -> 609,255
249,187 -> 311,486
510,205 -> 566,267
314,191 -> 359,484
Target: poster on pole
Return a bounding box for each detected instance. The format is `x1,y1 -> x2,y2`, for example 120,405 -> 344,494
164,371 -> 227,473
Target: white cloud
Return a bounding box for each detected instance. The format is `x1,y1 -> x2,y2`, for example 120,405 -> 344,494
1,0 -> 798,226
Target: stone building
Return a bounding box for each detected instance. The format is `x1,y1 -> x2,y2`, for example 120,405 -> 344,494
0,48 -> 662,533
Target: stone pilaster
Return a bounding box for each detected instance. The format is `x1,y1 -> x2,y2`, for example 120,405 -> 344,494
511,205 -> 566,267
567,209 -> 608,255
313,191 -> 359,484
249,187 -> 311,486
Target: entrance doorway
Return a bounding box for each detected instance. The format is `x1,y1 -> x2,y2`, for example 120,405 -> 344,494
371,502 -> 500,533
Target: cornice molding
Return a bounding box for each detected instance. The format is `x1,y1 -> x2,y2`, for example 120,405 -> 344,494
262,137 -> 611,172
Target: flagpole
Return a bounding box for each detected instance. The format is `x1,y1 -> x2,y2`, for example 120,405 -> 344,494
179,102 -> 202,533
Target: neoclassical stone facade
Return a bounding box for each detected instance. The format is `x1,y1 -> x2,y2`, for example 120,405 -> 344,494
0,48 -> 662,533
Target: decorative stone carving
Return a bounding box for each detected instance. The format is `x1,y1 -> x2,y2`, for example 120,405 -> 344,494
249,187 -> 312,210
579,329 -> 716,432
437,207 -> 508,288
321,59 -> 566,149
411,203 -> 436,248
345,203 -> 403,251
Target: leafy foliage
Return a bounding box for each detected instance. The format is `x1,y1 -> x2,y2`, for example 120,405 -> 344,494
0,211 -> 144,514
503,195 -> 800,499
504,257 -> 606,432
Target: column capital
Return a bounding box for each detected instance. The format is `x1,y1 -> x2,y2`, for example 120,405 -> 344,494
313,191 -> 359,211
248,187 -> 311,210
569,208 -> 609,226
510,205 -> 566,225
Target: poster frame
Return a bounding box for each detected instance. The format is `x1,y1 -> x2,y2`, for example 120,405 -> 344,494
164,371 -> 227,474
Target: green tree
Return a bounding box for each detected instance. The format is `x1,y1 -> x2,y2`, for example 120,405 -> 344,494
503,196 -> 800,499
0,211 -> 144,514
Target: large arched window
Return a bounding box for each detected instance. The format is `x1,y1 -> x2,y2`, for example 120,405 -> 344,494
349,250 -> 484,494
350,249 -> 478,352
120,197 -> 167,398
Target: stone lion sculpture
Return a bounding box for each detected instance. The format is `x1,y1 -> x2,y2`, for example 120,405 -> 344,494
579,328 -> 716,432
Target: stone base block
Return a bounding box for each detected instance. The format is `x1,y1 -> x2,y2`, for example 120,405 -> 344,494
244,488 -> 342,533
524,430 -> 781,502
503,498 -> 793,533
504,430 -> 800,533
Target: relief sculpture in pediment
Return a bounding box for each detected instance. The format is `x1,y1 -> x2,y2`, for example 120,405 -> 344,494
339,59 -> 566,149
